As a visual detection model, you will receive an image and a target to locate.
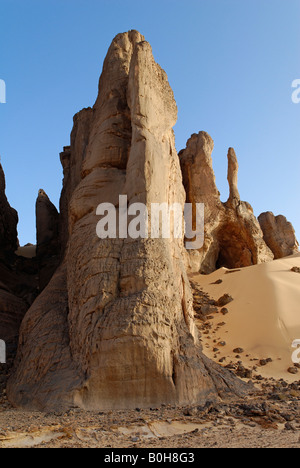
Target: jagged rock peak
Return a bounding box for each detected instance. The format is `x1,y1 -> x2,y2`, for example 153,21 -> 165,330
35,189 -> 60,292
0,163 -> 19,257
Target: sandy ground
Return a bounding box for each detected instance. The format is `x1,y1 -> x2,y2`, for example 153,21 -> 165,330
0,255 -> 300,448
192,253 -> 300,382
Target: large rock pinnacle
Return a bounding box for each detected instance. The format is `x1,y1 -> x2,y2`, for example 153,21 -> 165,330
180,138 -> 274,273
258,212 -> 299,259
7,31 -> 246,411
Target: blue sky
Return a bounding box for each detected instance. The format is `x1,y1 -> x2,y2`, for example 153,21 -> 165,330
0,0 -> 299,245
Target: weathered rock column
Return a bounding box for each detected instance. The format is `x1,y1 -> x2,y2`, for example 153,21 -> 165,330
258,212 -> 299,259
227,147 -> 240,207
7,31 -> 247,411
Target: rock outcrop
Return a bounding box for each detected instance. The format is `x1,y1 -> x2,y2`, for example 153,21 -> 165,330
0,164 -> 38,361
7,31 -> 247,411
59,107 -> 93,254
0,164 -> 18,260
258,212 -> 299,259
180,134 -> 274,273
36,189 -> 60,291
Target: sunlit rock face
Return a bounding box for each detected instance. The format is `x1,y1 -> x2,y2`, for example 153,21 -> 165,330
8,31 -> 246,411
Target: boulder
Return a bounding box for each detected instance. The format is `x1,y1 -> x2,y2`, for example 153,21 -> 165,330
0,164 -> 37,363
258,212 -> 299,259
36,189 -> 60,291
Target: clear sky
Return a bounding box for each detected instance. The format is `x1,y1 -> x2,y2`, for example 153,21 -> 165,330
0,0 -> 299,245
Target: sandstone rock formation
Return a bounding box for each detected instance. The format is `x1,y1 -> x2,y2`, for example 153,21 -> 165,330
0,164 -> 18,260
0,164 -> 38,361
36,189 -> 60,291
258,212 -> 299,259
227,147 -> 240,207
7,31 -> 247,411
180,134 -> 274,273
59,106 -> 93,254
179,132 -> 224,273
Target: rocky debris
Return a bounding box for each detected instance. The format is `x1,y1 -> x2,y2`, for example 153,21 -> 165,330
291,267 -> 300,274
179,132 -> 224,274
0,291 -> 27,346
258,212 -> 299,259
216,294 -> 234,307
259,359 -> 273,367
7,31 -> 248,412
288,367 -> 299,375
36,189 -> 60,291
236,365 -> 253,379
0,388 -> 300,448
179,133 -> 274,274
59,107 -> 93,254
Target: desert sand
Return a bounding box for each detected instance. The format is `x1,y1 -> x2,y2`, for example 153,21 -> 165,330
192,253 -> 300,381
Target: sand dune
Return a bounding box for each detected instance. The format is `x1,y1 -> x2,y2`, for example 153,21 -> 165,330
192,254 -> 300,381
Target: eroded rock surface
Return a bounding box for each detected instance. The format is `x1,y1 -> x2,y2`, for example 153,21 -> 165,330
179,132 -> 224,273
8,31 -> 247,411
0,164 -> 38,364
36,189 -> 60,291
258,212 -> 299,259
180,133 -> 274,273
0,164 -> 18,259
